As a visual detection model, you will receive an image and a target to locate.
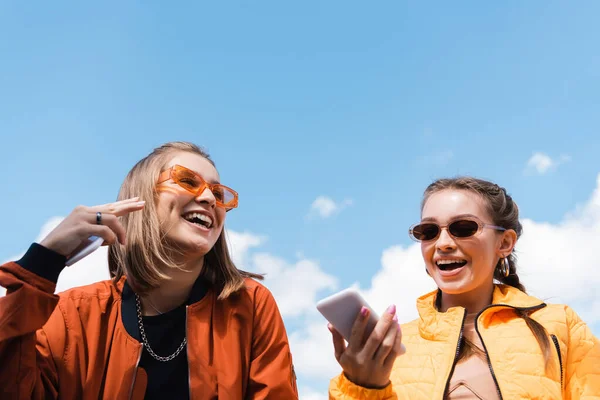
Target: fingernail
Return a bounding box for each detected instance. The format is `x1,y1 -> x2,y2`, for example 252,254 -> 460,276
386,304 -> 396,315
361,306 -> 369,317
400,344 -> 407,355
138,201 -> 146,205
392,314 -> 398,322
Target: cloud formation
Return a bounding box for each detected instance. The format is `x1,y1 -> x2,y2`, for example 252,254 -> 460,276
308,196 -> 353,219
526,152 -> 571,174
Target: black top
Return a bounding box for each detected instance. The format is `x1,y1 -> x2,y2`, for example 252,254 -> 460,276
139,305 -> 189,400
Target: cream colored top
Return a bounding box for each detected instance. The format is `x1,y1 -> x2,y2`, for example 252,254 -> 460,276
445,313 -> 500,400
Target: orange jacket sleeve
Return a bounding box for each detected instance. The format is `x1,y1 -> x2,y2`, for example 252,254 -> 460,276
329,373 -> 397,400
0,260 -> 65,399
564,306 -> 600,399
246,285 -> 298,399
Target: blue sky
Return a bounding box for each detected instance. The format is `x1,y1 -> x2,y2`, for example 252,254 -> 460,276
1,2 -> 599,398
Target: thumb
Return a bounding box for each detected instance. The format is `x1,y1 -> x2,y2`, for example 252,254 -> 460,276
329,323 -> 346,361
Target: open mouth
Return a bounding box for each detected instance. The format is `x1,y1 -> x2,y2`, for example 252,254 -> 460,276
435,259 -> 467,271
182,212 -> 213,229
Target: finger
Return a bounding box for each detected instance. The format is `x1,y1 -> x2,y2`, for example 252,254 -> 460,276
347,306 -> 370,350
328,323 -> 346,362
85,224 -> 119,245
89,197 -> 140,210
363,304 -> 396,356
394,323 -> 404,355
90,199 -> 145,217
384,329 -> 405,368
374,316 -> 399,363
91,213 -> 128,245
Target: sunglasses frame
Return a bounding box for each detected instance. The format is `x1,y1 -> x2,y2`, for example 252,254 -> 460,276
408,216 -> 506,242
157,164 -> 239,211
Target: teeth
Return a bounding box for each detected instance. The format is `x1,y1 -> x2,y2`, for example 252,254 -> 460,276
436,259 -> 466,266
183,212 -> 212,228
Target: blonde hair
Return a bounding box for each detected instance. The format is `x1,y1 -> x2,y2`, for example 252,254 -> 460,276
108,141 -> 262,299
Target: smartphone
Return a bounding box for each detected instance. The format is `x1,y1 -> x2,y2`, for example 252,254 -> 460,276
316,288 -> 379,342
65,236 -> 104,266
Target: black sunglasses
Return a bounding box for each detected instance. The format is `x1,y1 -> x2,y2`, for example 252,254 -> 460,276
409,217 -> 506,242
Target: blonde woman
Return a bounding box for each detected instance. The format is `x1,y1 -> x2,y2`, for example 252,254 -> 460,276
0,142 -> 298,399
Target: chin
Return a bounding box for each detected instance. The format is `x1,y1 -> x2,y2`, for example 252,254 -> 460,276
181,239 -> 217,256
164,234 -> 217,258
433,277 -> 474,295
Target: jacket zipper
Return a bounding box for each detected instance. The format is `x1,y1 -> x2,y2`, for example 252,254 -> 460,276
474,320 -> 503,400
186,305 -> 192,400
551,334 -> 563,389
442,309 -> 467,397
128,344 -> 143,400
473,302 -> 547,400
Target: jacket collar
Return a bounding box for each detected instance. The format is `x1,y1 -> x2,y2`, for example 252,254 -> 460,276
416,284 -> 546,339
120,275 -> 210,342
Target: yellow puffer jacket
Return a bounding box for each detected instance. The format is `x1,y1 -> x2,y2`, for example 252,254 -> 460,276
329,285 -> 600,399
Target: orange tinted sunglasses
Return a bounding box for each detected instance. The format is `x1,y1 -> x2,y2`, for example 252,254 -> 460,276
157,164 -> 239,211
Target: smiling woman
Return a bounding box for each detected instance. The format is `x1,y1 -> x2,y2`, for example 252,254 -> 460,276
0,141 -> 298,399
328,176 -> 600,399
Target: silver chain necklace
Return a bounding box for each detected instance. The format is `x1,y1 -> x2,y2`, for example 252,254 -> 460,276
135,294 -> 187,362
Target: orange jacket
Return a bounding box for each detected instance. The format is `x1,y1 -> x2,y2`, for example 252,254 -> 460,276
329,285 -> 600,399
0,259 -> 298,399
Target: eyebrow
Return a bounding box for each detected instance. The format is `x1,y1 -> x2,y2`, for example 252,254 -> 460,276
421,213 -> 479,222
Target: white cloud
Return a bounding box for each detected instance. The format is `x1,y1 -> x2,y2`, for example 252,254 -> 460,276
526,152 -> 571,175
308,196 -> 353,219
299,386 -> 328,400
226,230 -> 266,268
254,253 -> 337,318
289,320 -> 341,379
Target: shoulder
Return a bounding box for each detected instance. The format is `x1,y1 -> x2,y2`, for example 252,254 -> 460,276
220,277 -> 279,311
56,278 -> 121,310
241,278 -> 280,310
531,302 -> 596,345
541,303 -> 591,332
531,302 -> 572,325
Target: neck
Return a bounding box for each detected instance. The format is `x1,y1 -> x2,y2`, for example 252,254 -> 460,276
140,256 -> 205,316
439,281 -> 495,314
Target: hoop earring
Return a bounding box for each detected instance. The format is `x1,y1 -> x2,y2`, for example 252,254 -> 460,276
501,257 -> 510,277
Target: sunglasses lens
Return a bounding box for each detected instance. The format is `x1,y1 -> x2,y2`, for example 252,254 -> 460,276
449,220 -> 479,237
213,186 -> 236,205
173,168 -> 203,192
412,223 -> 440,241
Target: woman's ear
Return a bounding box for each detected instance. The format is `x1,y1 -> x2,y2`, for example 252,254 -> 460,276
497,229 -> 517,256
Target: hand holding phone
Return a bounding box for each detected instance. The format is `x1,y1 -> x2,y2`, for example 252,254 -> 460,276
318,288 -> 404,389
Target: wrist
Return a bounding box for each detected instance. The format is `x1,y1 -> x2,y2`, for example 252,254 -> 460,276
16,243 -> 66,284
343,372 -> 390,390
